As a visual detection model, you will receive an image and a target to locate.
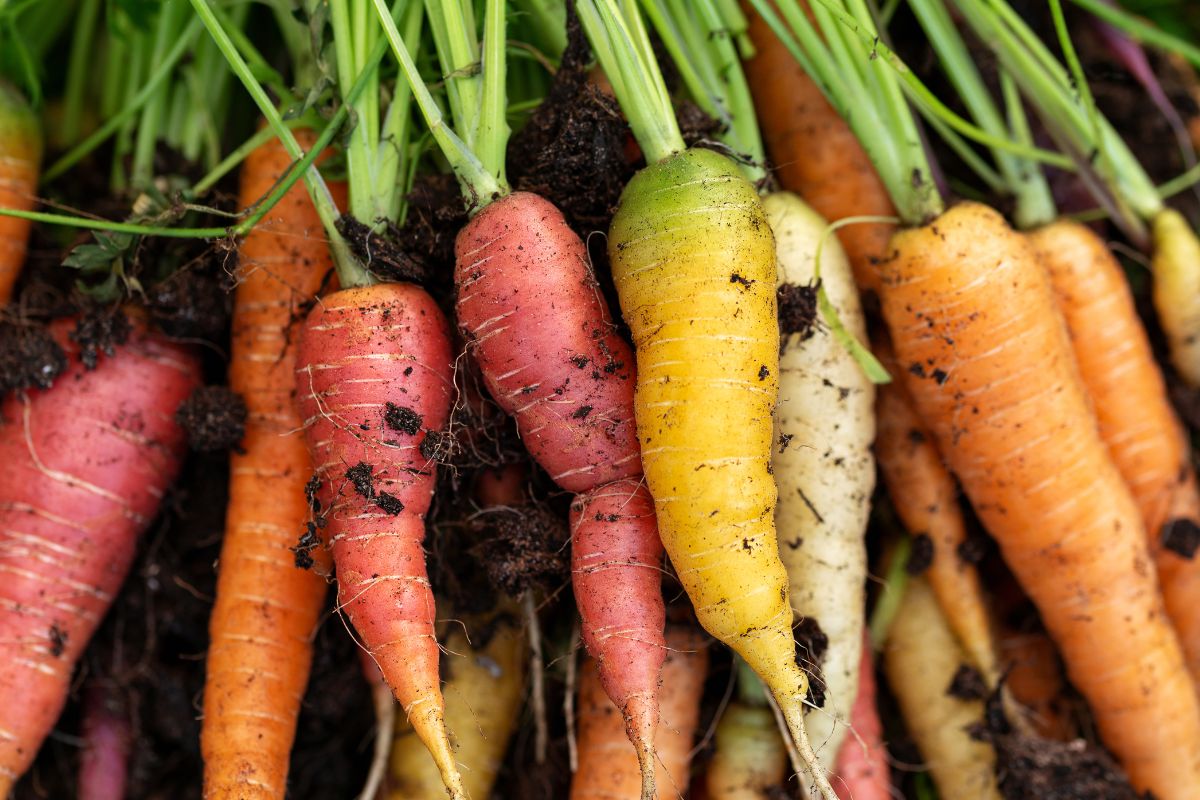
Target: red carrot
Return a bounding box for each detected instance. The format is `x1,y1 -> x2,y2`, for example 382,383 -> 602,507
833,636 -> 889,800
0,315 -> 200,792
78,684 -> 131,800
295,282 -> 460,797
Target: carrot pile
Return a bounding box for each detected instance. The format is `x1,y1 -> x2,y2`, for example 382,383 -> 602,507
0,0 -> 1199,797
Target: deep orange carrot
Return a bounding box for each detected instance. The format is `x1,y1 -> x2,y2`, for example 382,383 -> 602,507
571,626 -> 708,800
742,3 -> 896,292
201,133 -> 346,800
878,201 -> 1200,798
874,337 -> 997,680
998,627 -> 1074,742
0,316 -> 200,792
1030,220 -> 1200,681
0,81 -> 40,304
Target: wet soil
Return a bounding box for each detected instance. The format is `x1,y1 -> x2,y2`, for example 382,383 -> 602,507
175,386 -> 247,452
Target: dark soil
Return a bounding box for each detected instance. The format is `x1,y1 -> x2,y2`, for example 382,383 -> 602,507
175,386 -> 247,452
70,307 -> 131,370
777,282 -> 820,341
336,214 -> 430,287
946,664 -> 988,701
1162,517 -> 1200,559
793,617 -> 829,709
507,5 -> 634,236
906,533 -> 935,575
145,262 -> 232,342
0,319 -> 66,396
471,505 -> 569,597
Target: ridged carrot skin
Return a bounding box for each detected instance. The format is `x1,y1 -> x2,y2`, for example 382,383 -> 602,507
455,189 -> 667,792
705,704 -> 787,800
571,626 -> 708,800
884,578 -> 1002,800
387,612 -> 527,800
295,283 -> 462,798
455,191 -> 642,492
570,479 -> 665,775
879,201 -> 1200,798
874,338 -> 997,680
742,5 -> 896,293
0,81 -> 41,304
201,133 -> 345,800
0,317 -> 199,793
607,149 -> 818,761
1151,209 -> 1200,388
1031,219 -> 1200,682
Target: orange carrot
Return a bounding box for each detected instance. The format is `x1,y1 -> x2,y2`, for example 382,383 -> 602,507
742,3 -> 896,292
874,337 -> 997,680
1030,220 -> 1200,681
0,315 -> 200,793
571,626 -> 708,800
878,200 -> 1200,798
997,626 -> 1074,742
201,133 -> 346,800
0,81 -> 40,304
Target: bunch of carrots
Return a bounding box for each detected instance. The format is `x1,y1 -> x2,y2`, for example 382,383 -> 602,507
1,0 -> 1200,798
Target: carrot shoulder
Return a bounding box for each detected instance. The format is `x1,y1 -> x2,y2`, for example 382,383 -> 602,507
1031,219 -> 1200,682
879,201 -> 1200,798
0,81 -> 41,304
0,317 -> 199,793
742,4 -> 896,293
201,133 -> 345,800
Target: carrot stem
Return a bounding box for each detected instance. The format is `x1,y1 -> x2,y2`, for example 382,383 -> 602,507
1068,0 -> 1200,69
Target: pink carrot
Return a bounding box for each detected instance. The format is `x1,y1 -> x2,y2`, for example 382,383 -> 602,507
834,637 -> 890,800
295,282 -> 462,797
78,684 -> 131,800
455,191 -> 666,795
0,316 -> 199,793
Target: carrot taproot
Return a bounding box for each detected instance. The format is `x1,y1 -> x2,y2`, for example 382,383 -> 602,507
295,282 -> 460,798
742,3 -> 896,293
767,192 -> 875,769
0,315 -> 200,793
873,337 -> 997,681
78,684 -> 131,800
705,704 -> 787,800
1030,219 -> 1200,682
571,625 -> 708,800
201,132 -> 346,800
832,637 -> 888,800
387,609 -> 527,800
883,577 -> 1002,800
878,200 -> 1200,798
0,80 -> 40,304
1150,208 -> 1200,389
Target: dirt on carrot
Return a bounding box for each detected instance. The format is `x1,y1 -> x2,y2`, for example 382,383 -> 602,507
174,385 -> 246,452
0,318 -> 66,396
777,282 -> 820,340
145,260 -> 232,341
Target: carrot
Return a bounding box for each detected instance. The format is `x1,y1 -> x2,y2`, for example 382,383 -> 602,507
1030,219 -> 1200,681
78,684 -> 131,800
873,337 -> 997,680
0,80 -> 40,304
0,315 -> 200,793
1151,208 -> 1200,389
879,201 -> 1200,797
997,626 -> 1074,742
832,637 -> 888,800
883,577 -> 1002,800
742,3 -> 896,293
767,192 -> 875,768
201,132 -> 346,800
387,610 -> 527,800
571,625 -> 708,800
576,5 -> 833,791
295,282 -> 459,797
705,662 -> 787,800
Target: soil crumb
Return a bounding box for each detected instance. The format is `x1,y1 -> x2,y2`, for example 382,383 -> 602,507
907,533 -> 935,575
146,264 -> 231,341
1162,518 -> 1200,559
175,386 -> 247,452
336,214 -> 430,286
70,307 -> 131,370
472,505 -> 568,596
794,616 -> 829,708
0,319 -> 66,396
777,282 -> 820,341
507,4 -> 634,234
946,664 -> 987,701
